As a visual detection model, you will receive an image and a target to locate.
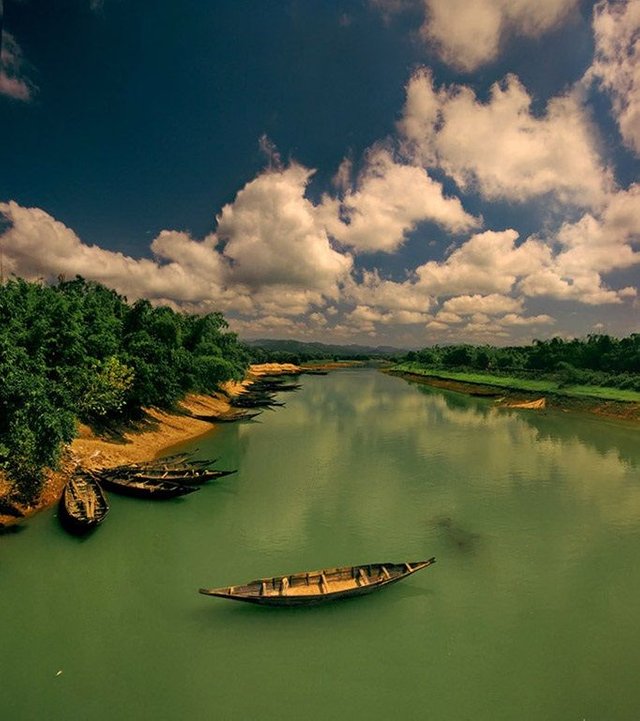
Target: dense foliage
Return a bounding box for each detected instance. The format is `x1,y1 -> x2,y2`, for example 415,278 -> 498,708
403,336 -> 640,390
0,277 -> 249,499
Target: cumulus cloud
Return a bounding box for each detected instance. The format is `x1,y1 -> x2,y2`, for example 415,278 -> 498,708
589,0 -> 640,156
0,163 -> 353,318
345,269 -> 432,313
399,68 -> 613,207
320,146 -> 479,253
217,163 -> 352,294
0,201 -> 227,304
0,31 -> 36,101
521,184 -> 640,304
420,0 -> 579,71
440,293 -> 523,316
415,229 -> 549,296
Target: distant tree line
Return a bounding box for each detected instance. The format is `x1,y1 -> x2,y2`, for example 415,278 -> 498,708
247,339 -> 403,365
0,277 -> 249,500
247,348 -> 388,365
403,335 -> 640,390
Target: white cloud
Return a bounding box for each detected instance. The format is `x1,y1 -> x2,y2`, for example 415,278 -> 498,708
0,201 -> 227,304
589,0 -> 640,155
415,229 -> 549,296
0,163 -> 354,319
420,0 -> 579,71
345,269 -> 431,313
399,69 -> 613,207
520,183 -> 640,304
320,146 -> 479,253
499,313 -> 555,326
440,293 -> 523,316
217,163 -> 352,294
0,32 -> 36,101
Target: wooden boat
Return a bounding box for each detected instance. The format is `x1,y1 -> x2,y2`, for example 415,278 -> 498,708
199,558 -> 436,606
203,410 -> 262,423
231,397 -> 284,408
126,468 -> 236,485
59,474 -> 109,534
252,381 -> 301,392
97,475 -> 198,500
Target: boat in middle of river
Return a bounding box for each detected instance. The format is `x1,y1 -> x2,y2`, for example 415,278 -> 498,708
199,558 -> 436,606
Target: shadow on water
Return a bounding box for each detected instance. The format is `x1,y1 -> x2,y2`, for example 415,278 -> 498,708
0,522 -> 26,536
432,515 -> 481,554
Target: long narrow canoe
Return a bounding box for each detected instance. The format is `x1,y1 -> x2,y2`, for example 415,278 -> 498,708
104,467 -> 235,483
202,411 -> 262,423
199,558 -> 436,606
59,474 -> 109,534
127,469 -> 236,485
97,475 -> 198,500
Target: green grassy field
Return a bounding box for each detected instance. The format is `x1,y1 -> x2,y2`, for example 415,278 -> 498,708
392,363 -> 640,403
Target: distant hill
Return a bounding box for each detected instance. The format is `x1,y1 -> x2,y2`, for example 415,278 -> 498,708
244,338 -> 407,359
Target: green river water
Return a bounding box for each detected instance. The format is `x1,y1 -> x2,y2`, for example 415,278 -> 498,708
2,369 -> 640,720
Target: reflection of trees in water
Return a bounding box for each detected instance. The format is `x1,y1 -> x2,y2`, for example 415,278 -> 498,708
410,375 -> 639,472
520,412 -> 640,472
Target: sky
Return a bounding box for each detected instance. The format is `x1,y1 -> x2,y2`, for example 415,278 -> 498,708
0,0 -> 639,347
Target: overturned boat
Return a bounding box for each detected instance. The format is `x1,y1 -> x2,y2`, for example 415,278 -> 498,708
199,558 -> 436,606
59,474 -> 109,534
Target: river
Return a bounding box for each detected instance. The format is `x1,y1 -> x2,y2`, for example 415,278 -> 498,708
2,369 -> 640,720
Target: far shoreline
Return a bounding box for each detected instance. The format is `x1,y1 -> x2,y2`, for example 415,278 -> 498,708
387,369 -> 640,424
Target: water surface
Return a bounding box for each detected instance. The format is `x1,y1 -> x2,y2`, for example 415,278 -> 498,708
2,369 -> 640,720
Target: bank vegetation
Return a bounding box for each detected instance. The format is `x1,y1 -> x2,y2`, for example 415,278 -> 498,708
0,277 -> 249,503
394,335 -> 640,406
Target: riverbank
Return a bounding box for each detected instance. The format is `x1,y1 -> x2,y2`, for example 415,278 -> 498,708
388,368 -> 640,423
0,363 -> 301,526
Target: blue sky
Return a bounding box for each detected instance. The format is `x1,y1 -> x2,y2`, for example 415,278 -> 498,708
1,0 -> 639,346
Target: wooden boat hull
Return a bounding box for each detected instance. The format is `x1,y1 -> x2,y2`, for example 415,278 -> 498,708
204,411 -> 262,423
121,469 -> 236,485
98,476 -> 198,500
59,475 -> 109,534
199,559 -> 436,607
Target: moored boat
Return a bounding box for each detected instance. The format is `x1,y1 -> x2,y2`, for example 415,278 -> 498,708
201,410 -> 262,423
199,558 -> 436,606
125,468 -> 236,485
97,474 -> 198,500
59,474 -> 109,534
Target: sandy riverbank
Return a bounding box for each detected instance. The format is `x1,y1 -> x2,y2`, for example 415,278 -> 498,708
0,363 -> 301,525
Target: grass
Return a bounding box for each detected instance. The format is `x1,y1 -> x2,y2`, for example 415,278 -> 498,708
392,363 -> 640,403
